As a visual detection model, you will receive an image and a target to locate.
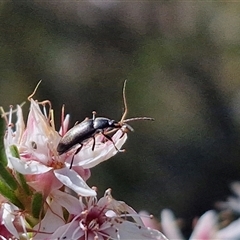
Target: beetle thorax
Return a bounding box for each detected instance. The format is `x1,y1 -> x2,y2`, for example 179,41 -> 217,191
93,117 -> 117,130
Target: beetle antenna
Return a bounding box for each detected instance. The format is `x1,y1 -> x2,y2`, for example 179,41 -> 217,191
120,80 -> 128,123
123,117 -> 155,123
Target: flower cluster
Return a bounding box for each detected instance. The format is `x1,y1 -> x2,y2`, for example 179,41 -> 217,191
141,182 -> 240,239
0,97 -> 166,239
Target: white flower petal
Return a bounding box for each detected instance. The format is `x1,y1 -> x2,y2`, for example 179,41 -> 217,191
51,189 -> 82,214
230,182 -> 240,198
50,221 -> 83,240
14,105 -> 25,145
0,236 -> 8,240
75,131 -> 127,169
8,156 -> 52,174
33,200 -> 65,239
2,203 -> 19,238
54,168 -> 96,196
105,210 -> 117,218
59,114 -> 70,136
139,210 -> 161,233
148,228 -> 169,240
216,217 -> 240,239
189,210 -> 218,240
161,209 -> 185,240
117,221 -> 167,240
225,197 -> 240,214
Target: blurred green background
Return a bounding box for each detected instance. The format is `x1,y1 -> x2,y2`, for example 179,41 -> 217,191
1,1 -> 240,236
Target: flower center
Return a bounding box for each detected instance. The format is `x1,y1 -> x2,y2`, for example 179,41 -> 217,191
49,160 -> 65,169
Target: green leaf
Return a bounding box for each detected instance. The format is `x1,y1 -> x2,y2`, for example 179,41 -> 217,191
9,145 -> 31,194
0,162 -> 18,190
0,180 -> 23,209
17,172 -> 32,196
0,117 -> 7,166
9,145 -> 20,158
31,192 -> 43,218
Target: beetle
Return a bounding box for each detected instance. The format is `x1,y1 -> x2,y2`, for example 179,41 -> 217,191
57,80 -> 154,168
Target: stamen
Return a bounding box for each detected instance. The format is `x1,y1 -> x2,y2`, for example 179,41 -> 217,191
38,100 -> 52,120
0,102 -> 25,120
119,212 -> 145,220
8,105 -> 13,127
19,213 -> 29,240
0,106 -> 8,124
28,80 -> 42,101
43,104 -> 48,118
50,109 -> 55,130
61,104 -> 65,134
72,224 -> 84,238
104,188 -> 112,197
138,212 -> 154,220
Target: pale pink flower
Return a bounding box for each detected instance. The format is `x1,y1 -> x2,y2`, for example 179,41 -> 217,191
1,93 -> 160,239
189,211 -> 218,240
33,189 -> 167,240
161,207 -> 240,240
3,99 -> 127,197
139,210 -> 161,231
161,209 -> 221,240
215,181 -> 240,239
217,181 -> 240,214
216,218 -> 240,239
32,189 -> 83,239
0,202 -> 26,239
161,209 -> 185,240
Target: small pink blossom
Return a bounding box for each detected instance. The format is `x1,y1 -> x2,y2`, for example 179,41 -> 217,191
0,202 -> 26,239
217,181 -> 240,214
139,210 -> 161,231
189,211 -> 218,240
160,206 -> 240,239
161,209 -> 185,240
0,89 -> 161,240
4,99 -> 127,197
34,189 -> 167,240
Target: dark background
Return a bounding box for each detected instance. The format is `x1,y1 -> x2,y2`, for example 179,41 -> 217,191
1,1 -> 240,236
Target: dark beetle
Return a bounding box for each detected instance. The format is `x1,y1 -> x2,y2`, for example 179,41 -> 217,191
57,114 -> 125,155
57,81 -> 154,168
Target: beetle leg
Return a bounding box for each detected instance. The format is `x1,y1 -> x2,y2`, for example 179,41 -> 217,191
101,132 -> 125,153
106,126 -> 128,138
70,144 -> 83,169
104,128 -> 118,135
91,136 -> 96,151
92,111 -> 97,120
74,121 -> 79,126
119,128 -> 126,138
